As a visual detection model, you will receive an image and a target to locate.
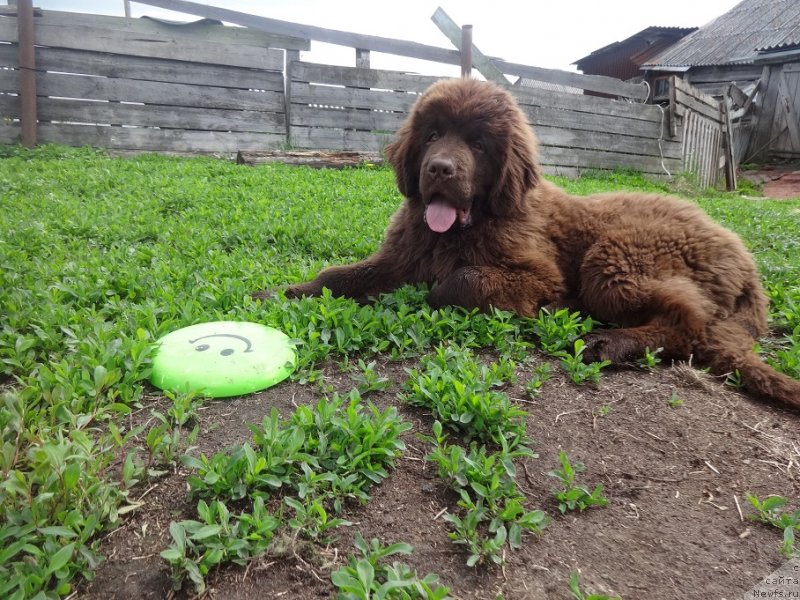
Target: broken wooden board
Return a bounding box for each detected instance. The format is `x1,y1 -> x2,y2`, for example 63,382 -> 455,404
236,150 -> 384,168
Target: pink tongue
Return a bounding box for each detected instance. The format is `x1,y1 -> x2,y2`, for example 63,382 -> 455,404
425,200 -> 457,233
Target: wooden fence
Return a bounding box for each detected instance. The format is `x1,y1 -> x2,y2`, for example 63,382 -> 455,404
0,4 -> 694,180
669,77 -> 728,189
0,9 -> 303,153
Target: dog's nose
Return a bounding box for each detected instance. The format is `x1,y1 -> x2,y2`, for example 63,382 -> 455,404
427,157 -> 455,179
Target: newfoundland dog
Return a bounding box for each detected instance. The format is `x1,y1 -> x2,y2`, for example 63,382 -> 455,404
269,78 -> 800,407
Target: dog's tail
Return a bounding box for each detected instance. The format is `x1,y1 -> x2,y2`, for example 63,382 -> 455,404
697,321 -> 800,408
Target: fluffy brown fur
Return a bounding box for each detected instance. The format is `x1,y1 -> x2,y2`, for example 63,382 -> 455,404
269,78 -> 800,408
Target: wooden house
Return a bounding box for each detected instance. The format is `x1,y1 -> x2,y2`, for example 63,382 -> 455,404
641,0 -> 800,161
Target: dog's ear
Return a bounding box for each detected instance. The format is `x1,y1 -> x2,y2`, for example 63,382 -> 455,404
488,113 -> 540,217
384,121 -> 421,199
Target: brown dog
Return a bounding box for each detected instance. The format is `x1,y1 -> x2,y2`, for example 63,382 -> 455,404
271,78 -> 800,407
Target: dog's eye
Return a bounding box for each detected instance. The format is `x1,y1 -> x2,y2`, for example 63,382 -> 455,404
427,131 -> 439,143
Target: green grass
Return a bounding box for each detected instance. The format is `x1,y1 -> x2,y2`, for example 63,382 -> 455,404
1,144 -> 799,597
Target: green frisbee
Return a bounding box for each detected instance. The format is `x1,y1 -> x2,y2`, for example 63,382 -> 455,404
150,321 -> 296,398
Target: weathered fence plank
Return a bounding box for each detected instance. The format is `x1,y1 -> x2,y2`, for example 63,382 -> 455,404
291,62 -> 441,93
535,124 -> 681,160
540,146 -> 677,175
514,85 -> 664,122
32,71 -> 284,112
0,10 -> 290,69
136,0 -> 465,66
33,98 -> 285,134
291,82 -> 419,113
0,45 -> 283,90
518,104 -> 669,139
291,105 -> 406,132
35,123 -> 285,154
499,60 -> 649,101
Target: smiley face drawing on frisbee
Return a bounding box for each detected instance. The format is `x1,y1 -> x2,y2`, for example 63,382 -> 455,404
150,321 -> 295,398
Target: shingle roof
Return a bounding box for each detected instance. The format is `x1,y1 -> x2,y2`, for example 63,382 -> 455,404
642,0 -> 800,67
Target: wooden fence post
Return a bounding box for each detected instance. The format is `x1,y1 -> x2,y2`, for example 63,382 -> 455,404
355,48 -> 370,69
17,0 -> 37,148
460,25 -> 472,78
284,49 -> 299,145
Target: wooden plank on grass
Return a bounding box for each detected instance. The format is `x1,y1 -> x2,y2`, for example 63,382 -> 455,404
236,149 -> 383,168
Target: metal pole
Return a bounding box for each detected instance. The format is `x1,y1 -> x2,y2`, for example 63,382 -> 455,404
17,0 -> 36,148
460,24 -> 472,78
124,0 -> 131,17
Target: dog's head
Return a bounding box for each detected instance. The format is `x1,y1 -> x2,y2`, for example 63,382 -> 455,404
384,78 -> 540,233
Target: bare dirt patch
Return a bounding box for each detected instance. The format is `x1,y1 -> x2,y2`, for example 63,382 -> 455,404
79,356 -> 799,599
741,164 -> 800,199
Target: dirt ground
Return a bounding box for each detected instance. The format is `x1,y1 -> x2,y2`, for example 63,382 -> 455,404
78,351 -> 800,600
741,164 -> 800,199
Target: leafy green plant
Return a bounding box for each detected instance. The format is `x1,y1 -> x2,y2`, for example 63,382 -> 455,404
165,390 -> 203,427
746,494 -> 799,557
349,359 -> 392,395
554,339 -> 612,385
569,570 -> 621,600
143,413 -> 183,473
330,534 -> 450,599
284,495 -> 352,541
595,405 -> 611,417
548,451 -> 609,513
401,344 -> 525,443
636,346 -> 662,370
667,391 -> 684,408
423,422 -> 548,566
0,421 -> 125,600
527,308 -> 597,354
160,497 -> 279,594
725,369 -> 745,389
524,363 -> 553,397
185,391 -> 409,508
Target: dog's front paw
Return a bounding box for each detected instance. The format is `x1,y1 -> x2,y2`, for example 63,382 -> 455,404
283,281 -> 323,299
581,330 -> 641,364
251,288 -> 277,301
581,332 -> 614,363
